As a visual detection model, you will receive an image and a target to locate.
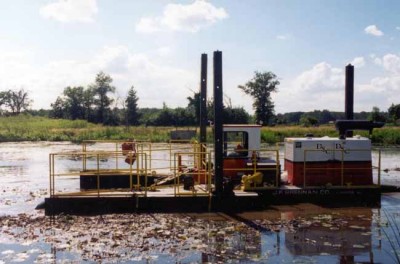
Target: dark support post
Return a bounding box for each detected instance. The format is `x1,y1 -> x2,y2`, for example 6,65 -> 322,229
345,64 -> 354,137
200,54 -> 208,169
213,51 -> 223,195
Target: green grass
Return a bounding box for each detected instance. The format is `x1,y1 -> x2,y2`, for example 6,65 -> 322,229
0,115 -> 173,142
0,115 -> 399,145
260,125 -> 400,145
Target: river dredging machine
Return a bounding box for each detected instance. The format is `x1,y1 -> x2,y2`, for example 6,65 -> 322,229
43,51 -> 385,215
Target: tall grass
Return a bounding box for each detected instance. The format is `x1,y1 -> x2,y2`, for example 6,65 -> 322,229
0,115 -> 173,142
0,115 -> 399,144
261,125 -> 400,145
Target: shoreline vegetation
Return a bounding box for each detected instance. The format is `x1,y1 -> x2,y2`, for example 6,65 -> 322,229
0,115 -> 399,145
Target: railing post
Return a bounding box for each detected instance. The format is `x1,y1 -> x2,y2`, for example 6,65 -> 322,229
148,143 -> 151,171
97,154 -> 100,198
129,151 -> 133,190
303,150 -> 306,188
49,154 -> 52,197
169,142 -> 173,172
252,150 -> 257,174
82,142 -> 87,171
115,142 -> 118,170
144,153 -> 148,197
341,149 -> 344,186
378,149 -> 381,186
174,153 -> 177,197
136,151 -> 140,192
276,150 -> 280,187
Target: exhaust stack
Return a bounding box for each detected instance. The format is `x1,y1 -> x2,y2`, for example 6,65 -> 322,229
345,64 -> 354,137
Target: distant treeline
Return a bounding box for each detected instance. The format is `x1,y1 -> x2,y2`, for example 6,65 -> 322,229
28,107 -> 399,127
2,71 -> 400,127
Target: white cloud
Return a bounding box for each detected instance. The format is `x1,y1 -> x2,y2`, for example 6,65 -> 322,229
0,46 -> 196,110
40,0 -> 98,23
381,53 -> 400,74
356,53 -> 400,109
351,57 -> 366,68
272,62 -> 345,112
396,26 -> 400,31
364,25 -> 384,37
276,34 -> 291,40
156,46 -> 172,57
136,0 -> 228,33
295,62 -> 343,92
136,17 -> 161,33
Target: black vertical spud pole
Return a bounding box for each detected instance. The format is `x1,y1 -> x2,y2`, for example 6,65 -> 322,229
213,51 -> 223,195
200,54 -> 208,170
345,64 -> 354,137
200,54 -> 208,144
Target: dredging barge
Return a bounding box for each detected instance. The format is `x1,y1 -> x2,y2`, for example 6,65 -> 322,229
43,52 -> 385,215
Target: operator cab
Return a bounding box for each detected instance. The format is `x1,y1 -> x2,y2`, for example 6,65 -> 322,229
223,124 -> 261,158
222,124 -> 279,187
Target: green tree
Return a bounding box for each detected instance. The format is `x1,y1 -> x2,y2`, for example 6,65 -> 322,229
125,86 -> 140,125
238,71 -> 279,125
50,96 -> 65,118
83,87 -> 95,121
369,106 -> 386,122
4,89 -> 31,115
388,103 -> 400,124
224,107 -> 250,124
0,91 -> 7,114
174,107 -> 195,126
63,86 -> 85,120
300,114 -> 318,127
90,72 -> 116,124
187,92 -> 201,124
154,103 -> 174,126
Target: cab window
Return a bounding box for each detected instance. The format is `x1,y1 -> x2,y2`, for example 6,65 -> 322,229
223,131 -> 249,157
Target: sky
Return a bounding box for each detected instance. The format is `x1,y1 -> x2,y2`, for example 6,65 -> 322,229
1,0 -> 400,114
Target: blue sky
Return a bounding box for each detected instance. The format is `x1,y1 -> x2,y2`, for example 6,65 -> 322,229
1,0 -> 399,114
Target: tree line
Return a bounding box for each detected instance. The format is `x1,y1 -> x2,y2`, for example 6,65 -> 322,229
2,70 -> 400,126
48,71 -> 250,126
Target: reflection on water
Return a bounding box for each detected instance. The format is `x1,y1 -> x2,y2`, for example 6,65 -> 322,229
0,142 -> 400,263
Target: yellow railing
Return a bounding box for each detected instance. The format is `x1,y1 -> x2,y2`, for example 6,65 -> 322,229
49,141 -> 213,198
303,148 -> 381,188
173,151 -> 213,196
49,150 -> 146,197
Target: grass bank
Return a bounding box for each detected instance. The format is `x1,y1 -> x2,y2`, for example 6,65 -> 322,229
0,115 -> 399,145
0,115 -> 174,142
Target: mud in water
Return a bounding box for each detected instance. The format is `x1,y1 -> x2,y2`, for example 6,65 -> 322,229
1,142 -> 400,263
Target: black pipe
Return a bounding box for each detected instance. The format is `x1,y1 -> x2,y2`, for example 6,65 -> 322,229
335,120 -> 384,139
200,54 -> 207,144
213,51 -> 223,195
345,64 -> 354,137
200,54 -> 208,170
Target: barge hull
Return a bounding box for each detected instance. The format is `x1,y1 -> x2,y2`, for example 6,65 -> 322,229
44,188 -> 381,215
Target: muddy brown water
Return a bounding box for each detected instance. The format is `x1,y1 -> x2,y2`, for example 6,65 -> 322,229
0,142 -> 400,263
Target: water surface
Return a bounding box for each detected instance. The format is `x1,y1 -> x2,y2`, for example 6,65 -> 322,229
0,142 -> 399,263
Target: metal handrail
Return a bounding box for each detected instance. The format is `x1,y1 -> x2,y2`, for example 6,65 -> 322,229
49,142 -> 211,198
173,151 -> 213,197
